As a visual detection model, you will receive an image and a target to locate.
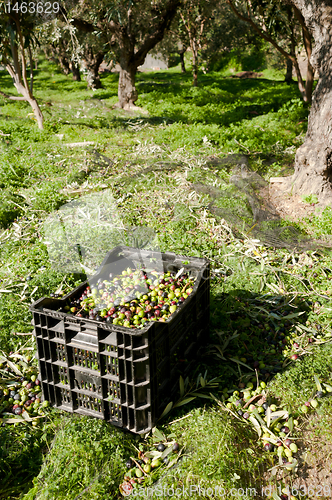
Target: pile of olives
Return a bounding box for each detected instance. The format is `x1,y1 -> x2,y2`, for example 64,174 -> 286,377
223,379 -> 329,469
63,267 -> 196,328
0,355 -> 49,425
119,440 -> 181,496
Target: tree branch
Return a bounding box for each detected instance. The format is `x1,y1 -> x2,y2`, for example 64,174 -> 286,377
14,15 -> 30,96
0,89 -> 26,100
134,0 -> 181,67
226,0 -> 295,63
28,45 -> 34,94
292,5 -> 313,62
5,62 -> 17,80
8,31 -> 22,84
292,5 -> 314,103
287,9 -> 306,97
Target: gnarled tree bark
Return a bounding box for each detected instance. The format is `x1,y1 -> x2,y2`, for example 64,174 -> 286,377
283,0 -> 332,204
83,48 -> 104,89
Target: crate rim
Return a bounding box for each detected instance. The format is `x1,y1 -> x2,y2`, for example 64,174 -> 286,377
30,246 -> 210,336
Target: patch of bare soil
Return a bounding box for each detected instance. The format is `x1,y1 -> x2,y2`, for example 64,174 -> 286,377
262,415 -> 332,498
267,179 -> 317,222
266,179 -> 332,248
292,427 -> 332,498
231,71 -> 264,78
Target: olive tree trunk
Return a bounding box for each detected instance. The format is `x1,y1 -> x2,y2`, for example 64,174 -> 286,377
59,55 -> 71,75
70,61 -> 81,81
191,38 -> 198,87
69,0 -> 180,109
84,50 -> 104,89
3,56 -> 44,129
284,56 -> 293,83
118,61 -> 138,109
283,0 -> 332,204
179,50 -> 186,73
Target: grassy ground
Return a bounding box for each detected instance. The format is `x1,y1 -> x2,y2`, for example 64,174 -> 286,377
1,59 -> 332,500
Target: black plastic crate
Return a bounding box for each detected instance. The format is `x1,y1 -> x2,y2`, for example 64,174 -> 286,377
30,246 -> 210,433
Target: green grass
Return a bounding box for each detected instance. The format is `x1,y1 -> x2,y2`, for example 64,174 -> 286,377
0,58 -> 332,500
23,415 -> 132,500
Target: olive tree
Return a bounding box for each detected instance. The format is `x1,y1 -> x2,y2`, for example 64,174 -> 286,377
226,0 -> 315,103
41,18 -> 109,88
0,1 -> 44,129
179,0 -> 216,86
61,0 -> 181,109
151,14 -> 189,73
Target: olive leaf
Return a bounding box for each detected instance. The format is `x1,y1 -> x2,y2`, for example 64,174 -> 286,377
159,402 -> 173,420
252,410 -> 266,427
191,392 -> 214,399
175,267 -> 184,279
266,406 -> 271,428
173,397 -> 196,408
3,414 -> 40,424
4,358 -> 23,376
152,427 -> 166,442
281,311 -> 305,320
270,410 -> 289,419
145,450 -> 162,459
263,436 -> 278,444
248,415 -> 262,438
314,375 -> 323,392
287,416 -> 294,433
228,357 -> 254,371
160,445 -> 173,459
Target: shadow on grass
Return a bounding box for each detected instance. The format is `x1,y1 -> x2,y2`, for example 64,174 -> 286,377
155,288 -> 315,499
206,288 -> 312,386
